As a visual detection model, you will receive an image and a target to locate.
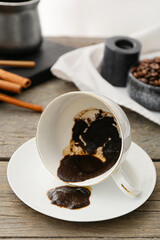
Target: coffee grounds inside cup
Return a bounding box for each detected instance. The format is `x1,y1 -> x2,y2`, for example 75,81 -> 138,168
57,108 -> 122,182
58,154 -> 119,182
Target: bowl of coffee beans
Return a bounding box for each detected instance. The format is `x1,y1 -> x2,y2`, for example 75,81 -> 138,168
127,57 -> 160,112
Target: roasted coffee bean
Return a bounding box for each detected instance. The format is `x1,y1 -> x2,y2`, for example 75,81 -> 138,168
151,72 -> 158,77
138,71 -> 144,77
146,73 -> 151,78
140,66 -> 145,71
149,63 -> 159,69
154,57 -> 160,63
133,72 -> 138,78
149,81 -> 156,85
150,77 -> 156,81
143,59 -> 150,63
142,69 -> 147,75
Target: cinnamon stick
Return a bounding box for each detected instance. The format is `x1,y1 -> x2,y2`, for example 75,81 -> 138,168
0,60 -> 35,68
0,79 -> 22,93
0,69 -> 31,88
0,93 -> 43,112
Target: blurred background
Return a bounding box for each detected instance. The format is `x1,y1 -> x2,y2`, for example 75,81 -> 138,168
39,0 -> 160,37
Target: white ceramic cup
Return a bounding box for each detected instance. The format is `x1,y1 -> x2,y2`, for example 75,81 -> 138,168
36,91 -> 141,197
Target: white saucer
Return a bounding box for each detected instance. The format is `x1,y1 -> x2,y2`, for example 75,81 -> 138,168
7,138 -> 156,222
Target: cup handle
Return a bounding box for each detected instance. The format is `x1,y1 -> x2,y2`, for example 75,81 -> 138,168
112,163 -> 141,197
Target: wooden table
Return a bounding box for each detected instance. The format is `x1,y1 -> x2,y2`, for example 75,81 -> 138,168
0,37 -> 160,239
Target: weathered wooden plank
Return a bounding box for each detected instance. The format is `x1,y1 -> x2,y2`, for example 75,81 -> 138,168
0,162 -> 159,238
0,78 -> 160,159
2,239 -> 160,240
124,109 -> 160,160
0,210 -> 159,238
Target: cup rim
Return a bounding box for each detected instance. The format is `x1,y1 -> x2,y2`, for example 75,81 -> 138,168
36,91 -> 124,186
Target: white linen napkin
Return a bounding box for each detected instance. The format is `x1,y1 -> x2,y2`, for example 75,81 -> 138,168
51,31 -> 160,125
